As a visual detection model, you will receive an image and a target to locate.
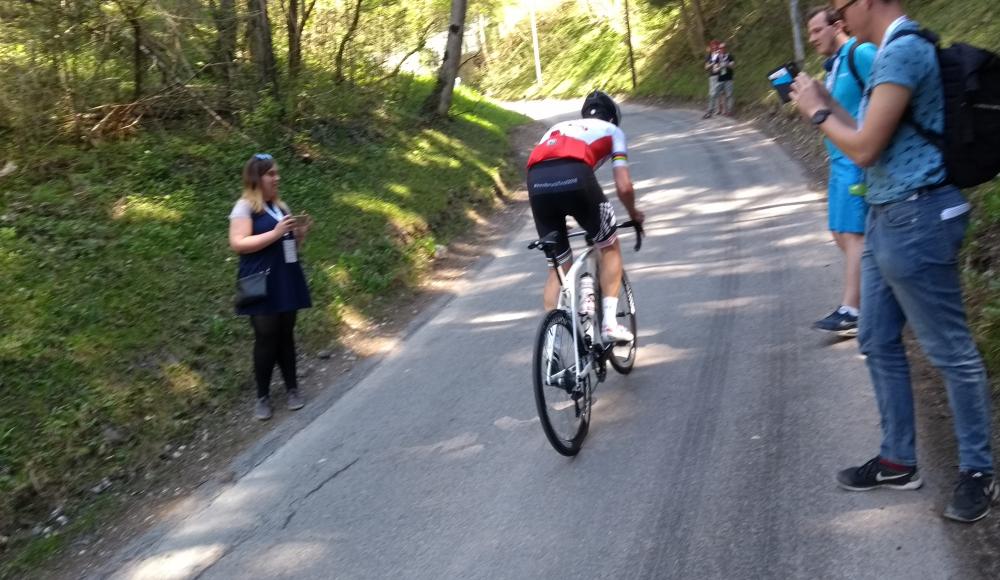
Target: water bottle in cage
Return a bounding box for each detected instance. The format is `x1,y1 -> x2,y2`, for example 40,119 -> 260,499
578,274 -> 596,343
579,274 -> 596,316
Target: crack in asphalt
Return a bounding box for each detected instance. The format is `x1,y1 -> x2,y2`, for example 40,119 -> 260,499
303,457 -> 360,500
280,457 -> 361,531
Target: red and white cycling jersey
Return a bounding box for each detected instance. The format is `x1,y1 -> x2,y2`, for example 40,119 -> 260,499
526,118 -> 628,170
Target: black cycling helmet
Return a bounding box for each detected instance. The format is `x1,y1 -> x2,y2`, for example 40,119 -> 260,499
581,90 -> 622,126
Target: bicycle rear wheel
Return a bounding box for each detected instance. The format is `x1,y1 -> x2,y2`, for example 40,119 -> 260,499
609,273 -> 638,374
533,309 -> 589,455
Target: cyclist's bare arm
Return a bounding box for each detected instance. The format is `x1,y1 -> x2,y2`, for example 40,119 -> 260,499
613,166 -> 644,224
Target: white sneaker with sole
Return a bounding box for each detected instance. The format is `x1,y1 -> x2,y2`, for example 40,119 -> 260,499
602,323 -> 634,343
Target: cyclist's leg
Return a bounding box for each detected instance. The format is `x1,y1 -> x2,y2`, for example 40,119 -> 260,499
528,163 -> 575,309
569,171 -> 621,300
569,171 -> 631,340
544,262 -> 572,310
598,240 -> 624,299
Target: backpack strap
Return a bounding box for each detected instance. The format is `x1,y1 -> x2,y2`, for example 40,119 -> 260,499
887,27 -> 939,47
885,27 -> 946,150
846,42 -> 864,91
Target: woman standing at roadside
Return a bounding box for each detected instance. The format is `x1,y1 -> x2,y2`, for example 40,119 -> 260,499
229,153 -> 312,420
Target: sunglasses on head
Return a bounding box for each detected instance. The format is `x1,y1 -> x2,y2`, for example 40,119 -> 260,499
253,153 -> 273,161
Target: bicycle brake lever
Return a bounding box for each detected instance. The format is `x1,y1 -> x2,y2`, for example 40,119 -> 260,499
633,223 -> 644,252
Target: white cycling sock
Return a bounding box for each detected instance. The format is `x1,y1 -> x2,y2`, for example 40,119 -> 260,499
602,297 -> 619,328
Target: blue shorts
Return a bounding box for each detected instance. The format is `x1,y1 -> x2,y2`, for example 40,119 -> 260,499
828,157 -> 867,234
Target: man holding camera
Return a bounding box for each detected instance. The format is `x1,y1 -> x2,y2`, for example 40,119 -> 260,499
791,0 -> 996,523
704,41 -> 735,118
806,6 -> 876,336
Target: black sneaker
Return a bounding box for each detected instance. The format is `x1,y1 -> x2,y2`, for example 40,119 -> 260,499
813,309 -> 858,336
702,112 -> 713,119
943,471 -> 999,523
837,456 -> 923,491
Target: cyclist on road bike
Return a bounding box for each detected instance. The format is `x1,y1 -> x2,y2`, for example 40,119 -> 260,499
526,90 -> 645,343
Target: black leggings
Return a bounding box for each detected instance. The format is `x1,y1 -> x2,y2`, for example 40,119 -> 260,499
250,312 -> 298,398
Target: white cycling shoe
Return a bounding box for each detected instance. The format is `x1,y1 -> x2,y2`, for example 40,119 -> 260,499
601,323 -> 634,343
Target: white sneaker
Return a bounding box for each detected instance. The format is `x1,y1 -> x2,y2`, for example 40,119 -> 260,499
602,323 -> 634,343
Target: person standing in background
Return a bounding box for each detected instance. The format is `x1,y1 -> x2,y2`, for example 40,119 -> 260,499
714,42 -> 736,116
703,40 -> 722,118
806,6 -> 876,336
229,153 -> 313,421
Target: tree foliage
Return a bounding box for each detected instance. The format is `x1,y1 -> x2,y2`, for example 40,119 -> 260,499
0,0 -> 464,146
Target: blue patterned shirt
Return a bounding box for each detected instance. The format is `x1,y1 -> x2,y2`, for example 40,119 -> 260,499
858,19 -> 946,205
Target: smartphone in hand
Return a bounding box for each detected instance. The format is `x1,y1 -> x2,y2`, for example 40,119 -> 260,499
291,214 -> 313,234
767,62 -> 800,104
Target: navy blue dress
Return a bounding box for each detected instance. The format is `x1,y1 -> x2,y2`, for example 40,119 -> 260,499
233,201 -> 312,316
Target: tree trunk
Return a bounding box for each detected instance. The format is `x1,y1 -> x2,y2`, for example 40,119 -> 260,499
247,0 -> 279,98
422,0 -> 467,118
689,0 -> 707,41
287,0 -> 317,79
287,0 -> 301,78
130,18 -> 143,101
477,13 -> 489,63
334,0 -> 363,84
677,0 -> 704,57
623,0 -> 637,90
210,0 -> 238,103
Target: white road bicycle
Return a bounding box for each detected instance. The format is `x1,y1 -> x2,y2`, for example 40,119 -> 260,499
528,221 -> 643,455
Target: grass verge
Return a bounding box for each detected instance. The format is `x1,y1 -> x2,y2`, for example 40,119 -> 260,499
0,76 -> 528,575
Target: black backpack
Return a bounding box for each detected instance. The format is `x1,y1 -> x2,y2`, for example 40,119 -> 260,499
889,29 -> 1000,188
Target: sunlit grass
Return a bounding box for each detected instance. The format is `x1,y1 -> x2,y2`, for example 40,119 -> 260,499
0,73 -> 529,573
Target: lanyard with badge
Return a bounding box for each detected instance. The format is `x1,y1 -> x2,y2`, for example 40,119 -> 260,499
825,48 -> 843,93
264,203 -> 298,264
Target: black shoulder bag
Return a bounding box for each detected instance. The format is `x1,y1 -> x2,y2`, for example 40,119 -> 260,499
235,268 -> 270,307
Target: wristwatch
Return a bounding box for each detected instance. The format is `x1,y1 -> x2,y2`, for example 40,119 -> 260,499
811,108 -> 832,125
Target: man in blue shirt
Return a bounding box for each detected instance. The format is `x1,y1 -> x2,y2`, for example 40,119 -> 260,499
806,6 -> 876,336
791,0 -> 996,523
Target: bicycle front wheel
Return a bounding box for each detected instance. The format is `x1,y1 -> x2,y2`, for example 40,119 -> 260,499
610,273 -> 638,374
533,309 -> 589,456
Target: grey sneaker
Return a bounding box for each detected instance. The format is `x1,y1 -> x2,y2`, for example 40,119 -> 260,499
944,471 -> 998,523
286,389 -> 305,411
254,397 -> 273,421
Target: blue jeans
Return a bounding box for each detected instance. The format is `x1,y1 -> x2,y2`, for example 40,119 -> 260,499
859,185 -> 994,473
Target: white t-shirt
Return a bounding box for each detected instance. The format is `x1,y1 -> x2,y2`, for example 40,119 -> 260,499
229,199 -> 290,220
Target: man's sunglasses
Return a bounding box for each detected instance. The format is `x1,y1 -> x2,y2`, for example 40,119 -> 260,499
833,0 -> 861,20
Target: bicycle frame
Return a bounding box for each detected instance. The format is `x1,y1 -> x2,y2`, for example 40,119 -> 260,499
553,242 -> 601,388
530,220 -> 643,391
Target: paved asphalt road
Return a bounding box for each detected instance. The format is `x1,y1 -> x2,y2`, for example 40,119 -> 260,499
99,102 -> 974,579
